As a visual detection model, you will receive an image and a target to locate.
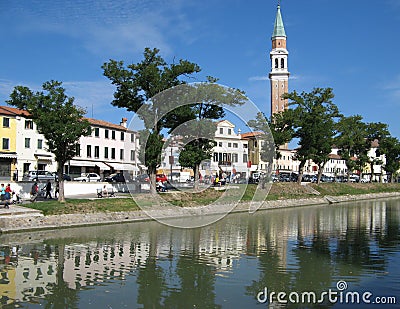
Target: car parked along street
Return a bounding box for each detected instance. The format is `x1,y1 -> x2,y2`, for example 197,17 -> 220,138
74,173 -> 101,182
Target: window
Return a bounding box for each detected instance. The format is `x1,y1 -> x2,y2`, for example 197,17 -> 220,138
281,58 -> 284,68
37,139 -> 43,150
228,128 -> 232,135
25,138 -> 30,148
131,133 -> 135,143
111,148 -> 115,159
243,144 -> 248,148
104,147 -> 109,159
213,153 -> 218,162
2,138 -> 9,150
94,146 -> 99,158
232,153 -> 238,163
94,127 -> 100,137
2,117 -> 10,128
105,129 -> 109,139
219,128 -> 223,134
76,144 -> 81,156
218,142 -> 223,147
233,143 -> 238,148
87,145 -> 92,158
130,150 -> 135,161
275,58 -> 278,68
25,120 -> 33,130
120,132 -> 124,141
228,142 -> 232,147
120,149 -> 124,160
111,130 -> 116,140
243,153 -> 248,163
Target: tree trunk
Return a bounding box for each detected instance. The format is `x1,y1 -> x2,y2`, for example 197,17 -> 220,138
193,164 -> 200,191
317,164 -> 323,184
297,160 -> 306,185
149,170 -> 157,194
57,163 -> 65,203
370,162 -> 374,183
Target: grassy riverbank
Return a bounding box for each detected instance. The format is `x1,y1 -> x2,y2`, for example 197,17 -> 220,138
24,182 -> 400,215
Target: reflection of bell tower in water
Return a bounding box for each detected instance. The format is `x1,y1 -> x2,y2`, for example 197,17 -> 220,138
269,3 -> 289,119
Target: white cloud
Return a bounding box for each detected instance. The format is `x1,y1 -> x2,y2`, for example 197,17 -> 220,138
4,0 -> 196,57
249,76 -> 269,82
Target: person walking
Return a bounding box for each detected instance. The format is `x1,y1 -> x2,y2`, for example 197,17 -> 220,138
45,180 -> 52,199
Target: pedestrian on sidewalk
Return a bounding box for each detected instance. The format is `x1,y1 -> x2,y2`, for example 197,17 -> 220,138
45,180 -> 52,199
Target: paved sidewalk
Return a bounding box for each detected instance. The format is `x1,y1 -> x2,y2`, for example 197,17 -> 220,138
0,204 -> 43,217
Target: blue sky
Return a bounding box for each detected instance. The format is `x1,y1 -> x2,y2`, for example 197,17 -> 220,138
1,0 -> 400,138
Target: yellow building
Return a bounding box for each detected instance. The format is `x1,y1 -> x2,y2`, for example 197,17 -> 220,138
0,107 -> 18,181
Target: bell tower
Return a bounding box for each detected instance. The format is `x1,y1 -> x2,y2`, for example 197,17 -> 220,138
269,3 -> 289,116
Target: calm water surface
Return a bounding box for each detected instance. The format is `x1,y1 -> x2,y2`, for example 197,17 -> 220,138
0,198 -> 399,308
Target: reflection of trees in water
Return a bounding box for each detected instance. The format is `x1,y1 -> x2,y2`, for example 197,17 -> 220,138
2,200 -> 399,308
42,244 -> 80,309
377,205 -> 400,247
245,202 -> 400,307
163,229 -> 221,309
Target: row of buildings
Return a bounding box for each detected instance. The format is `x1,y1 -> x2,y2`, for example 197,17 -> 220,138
0,105 -> 386,182
0,105 -> 141,181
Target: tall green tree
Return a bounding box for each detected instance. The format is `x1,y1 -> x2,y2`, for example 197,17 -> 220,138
283,88 -> 340,184
175,79 -> 246,189
335,115 -> 367,181
364,122 -> 390,182
7,80 -> 91,202
379,136 -> 400,183
247,111 -> 294,161
102,47 -> 201,191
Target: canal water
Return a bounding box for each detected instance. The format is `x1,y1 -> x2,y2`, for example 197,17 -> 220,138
0,198 -> 399,308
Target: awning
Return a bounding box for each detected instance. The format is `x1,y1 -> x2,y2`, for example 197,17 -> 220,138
66,160 -> 96,167
107,163 -> 139,171
0,152 -> 17,159
35,154 -> 53,162
95,162 -> 111,171
139,164 -> 148,170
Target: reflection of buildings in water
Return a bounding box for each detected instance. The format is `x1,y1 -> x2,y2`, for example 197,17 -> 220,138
63,241 -> 150,289
0,249 -> 58,305
0,201 -> 393,305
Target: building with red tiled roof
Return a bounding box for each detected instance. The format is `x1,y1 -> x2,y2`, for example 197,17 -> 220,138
0,105 -> 141,181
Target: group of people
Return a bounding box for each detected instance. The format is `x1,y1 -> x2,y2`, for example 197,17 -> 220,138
30,180 -> 59,201
0,183 -> 13,208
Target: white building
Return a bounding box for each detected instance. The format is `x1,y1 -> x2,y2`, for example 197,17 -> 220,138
212,120 -> 249,178
66,117 -> 140,179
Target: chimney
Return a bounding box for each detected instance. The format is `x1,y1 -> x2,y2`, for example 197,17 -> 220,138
120,117 -> 127,128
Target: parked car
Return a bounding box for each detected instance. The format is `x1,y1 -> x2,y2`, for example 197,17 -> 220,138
134,174 -> 168,183
74,173 -> 101,182
156,174 -> 168,183
104,173 -> 127,183
51,172 -> 72,181
22,170 -> 56,182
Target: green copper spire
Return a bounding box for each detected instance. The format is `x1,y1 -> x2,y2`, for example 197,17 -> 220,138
272,5 -> 286,38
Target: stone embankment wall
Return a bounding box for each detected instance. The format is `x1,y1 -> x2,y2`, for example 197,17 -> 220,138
1,192 -> 400,233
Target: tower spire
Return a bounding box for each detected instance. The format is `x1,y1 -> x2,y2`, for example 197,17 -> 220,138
272,2 -> 286,38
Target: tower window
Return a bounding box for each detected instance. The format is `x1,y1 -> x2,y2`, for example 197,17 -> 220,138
281,58 -> 285,68
275,59 -> 278,68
